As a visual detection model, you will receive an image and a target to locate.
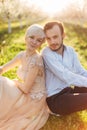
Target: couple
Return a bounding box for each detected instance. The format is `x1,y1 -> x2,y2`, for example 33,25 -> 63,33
0,21 -> 87,129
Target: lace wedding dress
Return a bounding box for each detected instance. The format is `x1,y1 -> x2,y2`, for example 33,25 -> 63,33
0,51 -> 49,130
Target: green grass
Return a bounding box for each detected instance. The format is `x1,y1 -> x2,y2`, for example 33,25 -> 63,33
0,21 -> 87,130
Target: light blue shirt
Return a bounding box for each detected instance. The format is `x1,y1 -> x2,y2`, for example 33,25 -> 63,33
42,45 -> 87,97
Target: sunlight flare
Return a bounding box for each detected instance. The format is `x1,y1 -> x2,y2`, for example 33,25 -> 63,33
20,0 -> 74,15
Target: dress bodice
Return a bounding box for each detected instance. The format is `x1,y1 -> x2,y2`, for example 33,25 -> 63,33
17,51 -> 46,99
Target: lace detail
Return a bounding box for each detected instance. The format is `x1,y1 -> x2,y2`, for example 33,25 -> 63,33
30,91 -> 46,100
17,53 -> 44,79
29,55 -> 44,68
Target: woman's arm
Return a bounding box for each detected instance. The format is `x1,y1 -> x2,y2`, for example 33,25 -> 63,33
16,56 -> 42,94
0,51 -> 23,75
17,65 -> 39,94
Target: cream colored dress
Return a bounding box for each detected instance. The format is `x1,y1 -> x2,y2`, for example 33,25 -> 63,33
0,51 -> 49,130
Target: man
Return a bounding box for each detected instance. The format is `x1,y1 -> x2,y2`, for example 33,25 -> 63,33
41,21 -> 87,116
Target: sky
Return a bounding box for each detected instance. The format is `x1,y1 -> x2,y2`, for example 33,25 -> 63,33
20,0 -> 84,16
29,0 -> 71,14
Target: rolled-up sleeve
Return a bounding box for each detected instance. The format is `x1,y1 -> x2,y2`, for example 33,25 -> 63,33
42,49 -> 87,87
73,50 -> 87,77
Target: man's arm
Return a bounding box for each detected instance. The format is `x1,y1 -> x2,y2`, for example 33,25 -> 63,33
73,50 -> 87,77
42,50 -> 87,87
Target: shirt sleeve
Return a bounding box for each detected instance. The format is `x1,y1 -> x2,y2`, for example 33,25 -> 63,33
42,50 -> 87,87
73,50 -> 87,77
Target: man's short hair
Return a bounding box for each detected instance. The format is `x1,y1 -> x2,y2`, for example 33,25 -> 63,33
44,21 -> 64,35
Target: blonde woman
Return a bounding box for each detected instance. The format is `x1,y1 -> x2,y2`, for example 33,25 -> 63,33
0,24 -> 49,130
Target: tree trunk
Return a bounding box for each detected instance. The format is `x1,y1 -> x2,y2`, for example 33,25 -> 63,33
8,19 -> 11,33
19,19 -> 23,29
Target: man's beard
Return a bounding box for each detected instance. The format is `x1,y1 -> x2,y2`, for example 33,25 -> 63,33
52,43 -> 63,52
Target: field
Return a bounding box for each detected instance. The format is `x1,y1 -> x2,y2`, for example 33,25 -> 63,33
0,21 -> 87,130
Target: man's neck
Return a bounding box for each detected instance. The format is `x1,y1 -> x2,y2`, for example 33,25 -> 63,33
55,44 -> 64,56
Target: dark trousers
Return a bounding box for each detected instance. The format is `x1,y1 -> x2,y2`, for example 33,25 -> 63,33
46,86 -> 87,115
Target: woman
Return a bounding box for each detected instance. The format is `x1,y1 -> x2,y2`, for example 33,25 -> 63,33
0,24 -> 49,130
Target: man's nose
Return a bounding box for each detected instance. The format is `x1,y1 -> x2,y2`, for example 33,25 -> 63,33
50,38 -> 55,44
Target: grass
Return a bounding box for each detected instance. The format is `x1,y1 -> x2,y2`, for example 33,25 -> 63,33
0,21 -> 87,130
41,112 -> 87,130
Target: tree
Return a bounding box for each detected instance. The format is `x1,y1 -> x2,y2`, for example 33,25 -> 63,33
0,0 -> 14,33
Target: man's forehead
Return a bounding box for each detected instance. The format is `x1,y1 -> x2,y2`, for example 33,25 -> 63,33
46,25 -> 61,35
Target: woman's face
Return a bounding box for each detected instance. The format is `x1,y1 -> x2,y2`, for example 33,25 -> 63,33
25,35 -> 44,51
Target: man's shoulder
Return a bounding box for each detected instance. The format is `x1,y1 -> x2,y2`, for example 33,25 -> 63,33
65,45 -> 73,49
65,45 -> 75,52
41,46 -> 50,54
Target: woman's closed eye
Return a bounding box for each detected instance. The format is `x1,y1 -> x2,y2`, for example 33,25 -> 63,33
37,38 -> 44,43
29,36 -> 34,39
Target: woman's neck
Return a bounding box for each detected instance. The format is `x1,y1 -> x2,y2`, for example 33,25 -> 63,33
26,49 -> 36,57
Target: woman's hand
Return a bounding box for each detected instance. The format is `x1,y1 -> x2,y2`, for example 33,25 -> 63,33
0,66 -> 3,75
13,79 -> 21,87
13,79 -> 25,93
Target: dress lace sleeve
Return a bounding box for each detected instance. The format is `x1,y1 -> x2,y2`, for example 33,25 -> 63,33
29,55 -> 44,69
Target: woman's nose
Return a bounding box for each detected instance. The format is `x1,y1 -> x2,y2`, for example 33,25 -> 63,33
32,39 -> 36,44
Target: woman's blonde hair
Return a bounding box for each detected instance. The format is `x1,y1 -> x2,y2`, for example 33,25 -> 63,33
25,24 -> 45,38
